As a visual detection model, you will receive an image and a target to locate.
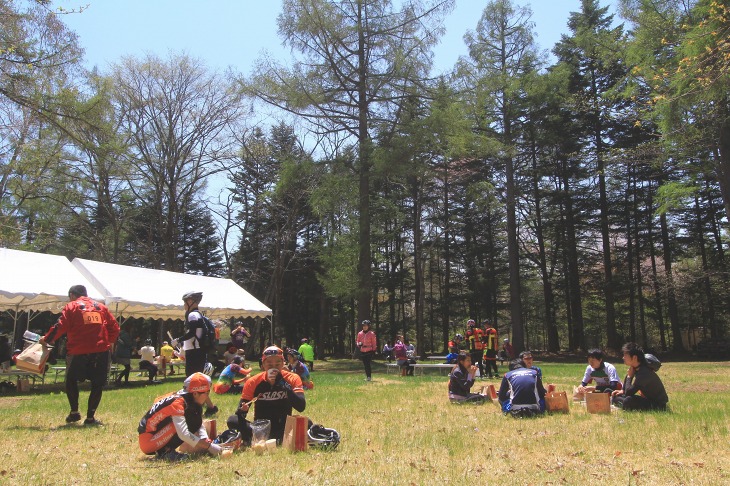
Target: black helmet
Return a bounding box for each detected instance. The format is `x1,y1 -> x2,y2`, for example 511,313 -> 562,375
308,424 -> 340,450
145,339 -> 152,345
213,429 -> 242,450
181,291 -> 203,302
645,353 -> 662,372
361,320 -> 371,326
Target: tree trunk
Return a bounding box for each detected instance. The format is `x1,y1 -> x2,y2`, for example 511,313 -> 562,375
659,212 -> 683,352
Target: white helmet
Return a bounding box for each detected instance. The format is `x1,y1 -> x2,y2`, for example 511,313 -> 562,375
203,362 -> 214,377
308,424 -> 340,450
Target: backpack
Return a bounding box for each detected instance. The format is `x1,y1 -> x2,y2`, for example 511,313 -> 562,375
196,314 -> 217,354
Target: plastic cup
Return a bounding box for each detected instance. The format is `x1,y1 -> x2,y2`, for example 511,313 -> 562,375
251,419 -> 271,444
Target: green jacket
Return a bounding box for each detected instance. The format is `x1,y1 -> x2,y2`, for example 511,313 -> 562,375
298,342 -> 314,362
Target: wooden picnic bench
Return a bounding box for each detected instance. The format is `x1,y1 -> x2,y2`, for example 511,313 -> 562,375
0,369 -> 45,389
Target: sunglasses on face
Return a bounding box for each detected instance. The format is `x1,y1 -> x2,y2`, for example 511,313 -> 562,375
263,348 -> 283,357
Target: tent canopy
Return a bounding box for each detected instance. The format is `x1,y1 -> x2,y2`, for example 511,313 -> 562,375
72,258 -> 271,320
0,248 -> 105,313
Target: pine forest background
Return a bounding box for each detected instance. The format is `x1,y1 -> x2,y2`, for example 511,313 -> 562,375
2,0 -> 730,359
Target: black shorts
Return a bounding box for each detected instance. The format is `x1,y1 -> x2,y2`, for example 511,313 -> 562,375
66,351 -> 110,387
185,348 -> 206,376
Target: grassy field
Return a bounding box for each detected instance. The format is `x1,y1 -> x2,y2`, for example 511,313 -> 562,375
1,359 -> 729,485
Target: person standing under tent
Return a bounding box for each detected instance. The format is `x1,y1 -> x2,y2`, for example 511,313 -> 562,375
114,324 -> 134,386
40,285 -> 120,425
231,321 -> 250,350
172,291 -> 219,417
159,340 -> 175,377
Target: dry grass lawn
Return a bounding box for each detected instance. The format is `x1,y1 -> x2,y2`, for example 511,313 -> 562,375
0,359 -> 728,485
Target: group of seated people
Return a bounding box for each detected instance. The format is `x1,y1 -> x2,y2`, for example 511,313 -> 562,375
447,342 -> 669,415
138,345 -> 310,461
213,345 -> 313,395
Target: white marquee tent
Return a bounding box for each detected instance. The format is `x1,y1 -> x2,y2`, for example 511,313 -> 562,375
71,258 -> 271,320
0,248 -> 106,341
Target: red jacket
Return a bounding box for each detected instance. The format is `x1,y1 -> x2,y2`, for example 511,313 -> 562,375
44,296 -> 120,355
356,330 -> 377,353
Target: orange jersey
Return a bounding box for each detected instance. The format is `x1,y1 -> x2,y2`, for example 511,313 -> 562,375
466,327 -> 485,351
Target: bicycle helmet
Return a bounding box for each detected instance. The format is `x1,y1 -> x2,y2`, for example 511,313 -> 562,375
284,347 -> 300,359
645,353 -> 662,372
203,362 -> 214,377
181,291 -> 203,303
182,372 -> 211,393
455,333 -> 463,340
213,429 -> 242,450
307,424 -> 340,450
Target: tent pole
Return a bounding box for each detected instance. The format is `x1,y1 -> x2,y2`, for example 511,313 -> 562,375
11,304 -> 19,348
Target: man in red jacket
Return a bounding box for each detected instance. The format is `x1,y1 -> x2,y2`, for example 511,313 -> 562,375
40,285 -> 120,425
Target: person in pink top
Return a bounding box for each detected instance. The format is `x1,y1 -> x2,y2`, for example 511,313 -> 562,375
356,320 -> 377,381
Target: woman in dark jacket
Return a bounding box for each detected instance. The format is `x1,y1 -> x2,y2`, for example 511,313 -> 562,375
114,326 -> 134,386
448,353 -> 488,404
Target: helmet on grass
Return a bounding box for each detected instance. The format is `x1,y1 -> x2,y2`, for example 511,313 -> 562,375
213,429 -> 242,450
203,362 -> 214,376
308,424 -> 340,450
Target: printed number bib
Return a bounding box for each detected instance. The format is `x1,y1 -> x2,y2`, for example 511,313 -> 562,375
83,312 -> 102,325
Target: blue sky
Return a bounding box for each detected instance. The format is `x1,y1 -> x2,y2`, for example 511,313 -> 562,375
54,0 -> 619,76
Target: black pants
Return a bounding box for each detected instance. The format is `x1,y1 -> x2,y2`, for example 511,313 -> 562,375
361,352 -> 374,378
185,348 -> 206,376
484,359 -> 498,376
139,360 -> 158,381
613,394 -> 667,411
115,361 -> 131,383
66,351 -> 110,418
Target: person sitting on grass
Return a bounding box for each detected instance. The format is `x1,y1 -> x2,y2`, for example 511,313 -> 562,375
213,356 -> 251,395
577,348 -> 622,394
519,350 -> 542,380
227,346 -> 305,445
448,352 -> 489,404
498,359 -> 546,416
611,342 -> 668,411
286,348 -> 314,390
138,372 -> 224,461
